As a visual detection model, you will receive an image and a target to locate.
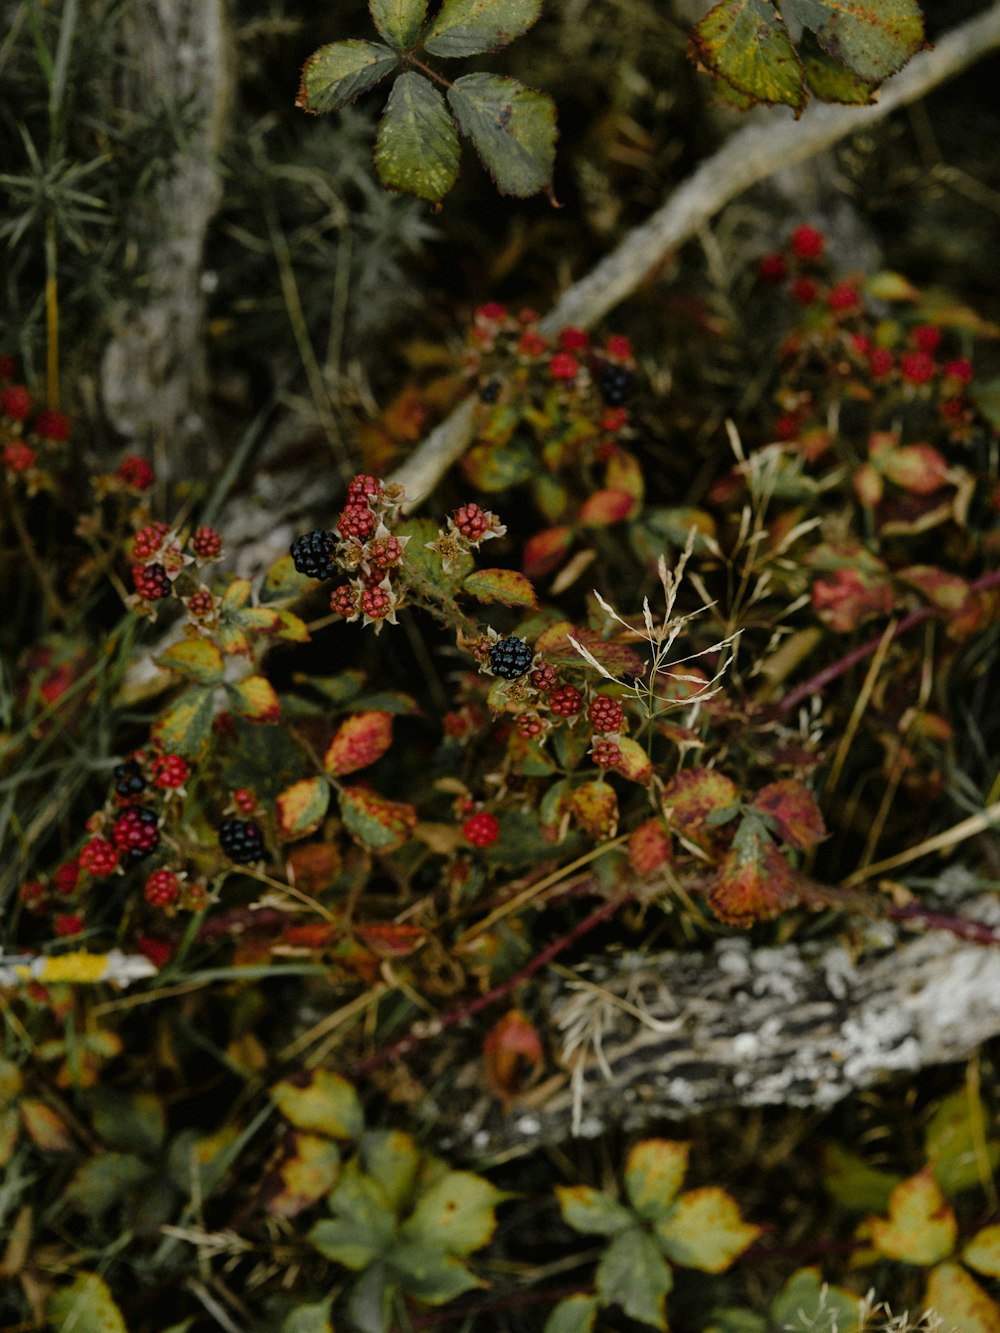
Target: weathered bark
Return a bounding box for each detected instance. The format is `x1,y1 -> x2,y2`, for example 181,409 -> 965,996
100,0 -> 230,473
427,884 -> 1000,1158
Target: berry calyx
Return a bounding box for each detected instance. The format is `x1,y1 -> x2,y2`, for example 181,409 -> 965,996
190,526 -> 223,559
218,817 -> 265,864
133,562 -> 172,601
79,837 -> 120,877
151,754 -> 189,789
489,636 -> 534,681
588,696 -> 625,733
548,683 -> 583,718
145,868 -> 180,908
290,529 -> 338,581
463,811 -> 500,848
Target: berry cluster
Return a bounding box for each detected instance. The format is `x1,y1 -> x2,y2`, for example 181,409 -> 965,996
1,365 -> 72,487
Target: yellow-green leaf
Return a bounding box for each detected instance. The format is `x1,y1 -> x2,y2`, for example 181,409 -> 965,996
867,1168 -> 957,1266
229,674 -> 281,723
272,1070 -> 364,1141
151,687 -> 215,758
964,1224 -> 1000,1279
402,1171 -> 507,1256
925,1088 -> 1000,1197
267,1133 -> 341,1218
157,636 -> 225,683
48,1273 -> 128,1333
463,568 -> 538,609
614,737 -> 654,785
689,0 -> 806,115
596,1228 -> 672,1330
555,1184 -> 635,1236
656,1187 -> 761,1272
374,71 -> 460,202
298,39 -> 399,115
20,1099 -> 74,1152
276,777 -> 331,841
625,1139 -> 689,1222
925,1261 -> 1000,1333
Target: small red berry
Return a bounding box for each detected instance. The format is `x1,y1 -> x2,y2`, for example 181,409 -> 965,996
868,347 -> 894,379
517,712 -> 545,739
453,503 -> 490,541
548,684 -> 583,718
360,585 -> 394,621
1,384 -> 32,421
758,252 -> 787,284
368,533 -> 404,569
79,837 -> 120,877
118,454 -> 156,490
3,441 -> 36,472
605,334 -> 633,360
475,302 -> 507,324
601,407 -> 628,433
330,584 -> 360,618
233,788 -> 257,815
145,868 -> 180,908
346,473 -> 383,502
912,324 -> 942,353
790,224 -> 825,260
133,562 -> 172,601
54,860 -> 81,895
558,326 -> 589,351
19,879 -> 46,905
132,523 -> 170,561
151,753 -> 189,789
790,278 -> 819,306
0,355 -> 16,380
518,330 -> 547,357
939,397 -> 966,422
190,525 -> 222,559
337,502 -> 376,540
849,333 -> 870,356
591,738 -> 623,769
900,351 -> 935,385
54,913 -> 85,937
549,351 -> 580,381
137,936 -> 174,968
531,663 -> 558,693
186,588 -> 215,619
827,282 -> 861,313
774,414 -> 800,441
463,811 -> 500,848
944,358 -> 973,385
111,806 -> 160,857
33,407 -> 71,440
588,696 -> 624,733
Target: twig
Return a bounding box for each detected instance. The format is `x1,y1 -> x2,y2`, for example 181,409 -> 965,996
389,3 -> 1000,508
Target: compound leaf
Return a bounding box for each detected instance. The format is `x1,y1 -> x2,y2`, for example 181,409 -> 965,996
375,72 -> 460,201
448,73 -> 556,198
596,1228 -> 672,1329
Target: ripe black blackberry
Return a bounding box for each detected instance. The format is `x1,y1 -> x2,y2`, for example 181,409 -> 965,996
489,636 -> 534,680
218,817 -> 264,864
113,759 -> 146,799
290,529 -> 338,581
597,364 -> 635,406
479,377 -> 501,404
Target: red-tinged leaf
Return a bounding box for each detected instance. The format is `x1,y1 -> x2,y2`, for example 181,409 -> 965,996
276,777 -> 331,842
482,1009 -> 544,1108
281,922 -> 340,950
853,461 -> 883,508
352,922 -> 427,958
462,568 -> 539,608
569,781 -> 619,839
811,566 -> 894,633
882,443 -> 949,495
265,1133 -> 342,1218
156,636 -> 225,683
20,1099 -> 74,1152
339,786 -> 417,852
628,819 -> 672,877
751,779 -> 827,850
523,525 -> 574,579
708,831 -> 798,928
925,1261 -> 1000,1333
286,843 -> 342,894
867,1168 -> 957,1265
604,448 -> 645,504
660,767 -> 739,837
897,566 -> 973,615
324,711 -> 394,777
577,489 -> 637,527
229,674 -> 281,723
534,621 -> 645,679
613,736 -> 654,785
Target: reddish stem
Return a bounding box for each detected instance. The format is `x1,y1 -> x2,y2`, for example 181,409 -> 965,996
777,567 -> 1000,716
352,889 -> 628,1078
886,902 -> 1000,947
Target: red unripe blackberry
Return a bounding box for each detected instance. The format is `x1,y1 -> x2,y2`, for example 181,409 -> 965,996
869,347 -> 894,378
790,278 -> 818,306
591,739 -> 622,769
900,351 -> 935,385
137,936 -> 173,968
233,788 -> 257,815
346,474 -> 382,503
337,503 -> 375,541
330,584 -> 360,618
548,683 -> 583,717
588,696 -> 624,733
944,358 -> 973,384
190,526 -> 223,559
132,523 -> 170,561
1,384 -> 32,420
453,503 -> 491,541
219,817 -> 264,864
559,326 -> 589,351
517,712 -> 544,739
913,324 -> 941,353
79,837 -> 120,877
790,224 -> 825,260
360,585 -> 393,620
118,454 -> 155,490
758,252 -> 787,284
290,529 -> 338,580
33,407 -> 71,440
549,351 -> 580,381
54,913 -> 85,937
133,563 -> 171,600
3,441 -> 35,472
369,534 -> 404,569
152,754 -> 189,789
54,860 -> 81,894
463,811 -> 500,848
111,806 -> 160,859
531,663 -> 558,693
145,868 -> 180,907
489,636 -> 533,680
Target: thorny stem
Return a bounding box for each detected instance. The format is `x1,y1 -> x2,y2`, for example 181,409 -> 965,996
777,567 -> 1000,717
351,887 -> 630,1078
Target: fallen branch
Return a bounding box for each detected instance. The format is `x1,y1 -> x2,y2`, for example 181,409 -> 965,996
389,2 -> 1000,509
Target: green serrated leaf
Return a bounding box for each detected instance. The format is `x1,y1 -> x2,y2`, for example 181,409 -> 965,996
800,29 -> 878,103
463,568 -> 539,609
48,1273 -> 128,1333
925,1262 -> 1000,1333
85,1087 -> 166,1156
151,686 -> 215,759
784,0 -> 925,84
229,674 -> 281,723
925,1089 -> 1000,1197
544,1294 -> 599,1333
157,636 -> 225,683
374,72 -> 460,201
389,1238 -> 483,1303
867,1168 -> 957,1266
348,1261 -> 396,1333
402,1170 -> 505,1256
448,73 -> 556,198
61,1153 -> 151,1218
689,0 -> 806,114
596,1227 -> 672,1329
425,0 -> 542,57
298,40 -> 399,115
964,1224 -> 1000,1279
370,0 -> 428,50
625,1140 -> 689,1223
309,1163 -> 396,1269
282,1296 -> 335,1333
361,1129 -> 422,1213
555,1184 -> 635,1236
820,1141 -> 902,1213
770,1267 -> 860,1333
339,785 -> 417,852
